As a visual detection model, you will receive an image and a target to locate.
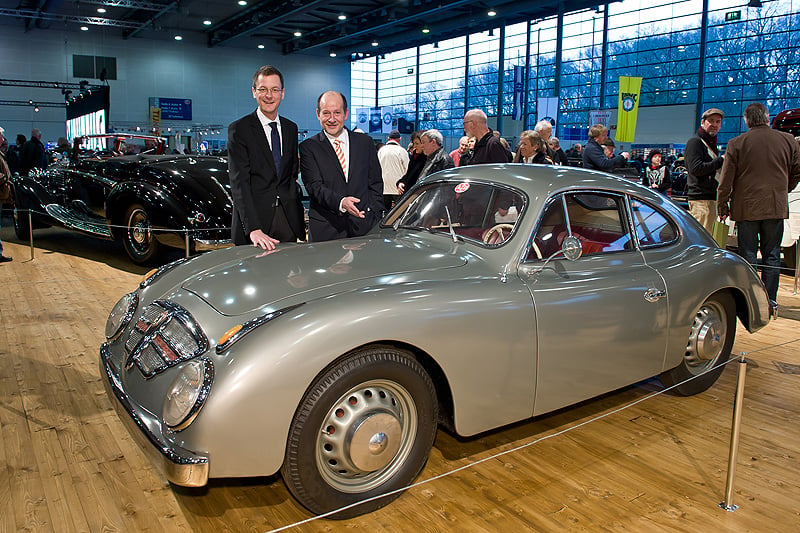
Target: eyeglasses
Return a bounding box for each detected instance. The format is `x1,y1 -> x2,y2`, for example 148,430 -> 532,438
255,87 -> 283,95
462,120 -> 473,126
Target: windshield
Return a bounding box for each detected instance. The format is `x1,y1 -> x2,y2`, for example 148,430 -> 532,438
383,180 -> 526,246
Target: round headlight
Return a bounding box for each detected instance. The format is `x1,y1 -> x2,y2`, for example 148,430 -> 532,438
105,292 -> 139,340
163,359 -> 213,431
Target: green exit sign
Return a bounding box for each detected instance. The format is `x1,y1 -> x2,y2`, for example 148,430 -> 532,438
725,10 -> 741,22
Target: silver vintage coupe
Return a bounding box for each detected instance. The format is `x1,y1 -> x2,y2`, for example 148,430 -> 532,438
100,164 -> 772,517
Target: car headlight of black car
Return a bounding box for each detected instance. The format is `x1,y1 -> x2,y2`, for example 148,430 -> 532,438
106,292 -> 139,341
162,358 -> 214,431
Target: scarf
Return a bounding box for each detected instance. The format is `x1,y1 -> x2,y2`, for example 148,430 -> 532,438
697,127 -> 719,155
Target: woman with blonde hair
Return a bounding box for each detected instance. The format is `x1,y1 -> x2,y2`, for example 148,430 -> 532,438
513,130 -> 552,164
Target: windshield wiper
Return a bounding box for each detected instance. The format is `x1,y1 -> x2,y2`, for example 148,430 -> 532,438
444,206 -> 457,243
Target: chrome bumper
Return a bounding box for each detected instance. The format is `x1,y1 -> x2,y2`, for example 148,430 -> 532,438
100,343 -> 209,487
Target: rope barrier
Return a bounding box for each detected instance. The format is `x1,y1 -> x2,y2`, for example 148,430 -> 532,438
10,207 -> 231,261
265,336 -> 800,532
5,207 -> 800,526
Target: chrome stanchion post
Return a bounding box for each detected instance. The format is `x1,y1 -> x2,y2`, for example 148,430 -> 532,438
793,239 -> 798,294
28,209 -> 34,260
719,356 -> 748,512
185,230 -> 190,258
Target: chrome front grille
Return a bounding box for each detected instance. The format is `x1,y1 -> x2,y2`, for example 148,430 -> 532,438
124,300 -> 209,378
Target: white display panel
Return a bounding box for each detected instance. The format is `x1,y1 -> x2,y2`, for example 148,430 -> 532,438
66,109 -> 107,151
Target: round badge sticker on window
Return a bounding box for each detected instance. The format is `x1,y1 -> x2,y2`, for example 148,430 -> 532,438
454,183 -> 470,194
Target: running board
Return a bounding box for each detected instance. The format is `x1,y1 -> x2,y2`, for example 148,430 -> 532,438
45,204 -> 113,238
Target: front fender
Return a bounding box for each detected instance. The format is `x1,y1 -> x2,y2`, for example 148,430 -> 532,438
185,276 -> 537,479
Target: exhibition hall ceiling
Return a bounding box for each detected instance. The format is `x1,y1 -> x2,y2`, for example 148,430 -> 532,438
1,0 -> 599,57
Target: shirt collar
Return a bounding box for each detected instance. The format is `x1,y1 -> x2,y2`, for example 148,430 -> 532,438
324,128 -> 349,145
256,107 -> 280,127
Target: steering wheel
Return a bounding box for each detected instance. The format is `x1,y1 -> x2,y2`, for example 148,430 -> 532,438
530,240 -> 542,260
482,223 -> 514,245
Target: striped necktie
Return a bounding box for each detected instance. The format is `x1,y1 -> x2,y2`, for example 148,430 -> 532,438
333,139 -> 347,180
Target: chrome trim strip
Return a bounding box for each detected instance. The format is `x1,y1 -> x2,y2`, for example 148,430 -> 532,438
139,257 -> 191,289
215,303 -> 305,354
100,343 -> 209,487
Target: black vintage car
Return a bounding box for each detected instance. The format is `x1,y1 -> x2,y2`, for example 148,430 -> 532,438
11,134 -> 233,264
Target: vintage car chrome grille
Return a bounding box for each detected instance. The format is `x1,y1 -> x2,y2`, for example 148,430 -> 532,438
124,300 -> 209,378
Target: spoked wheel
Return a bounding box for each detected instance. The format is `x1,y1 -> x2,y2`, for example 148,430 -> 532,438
281,346 -> 437,518
123,203 -> 160,264
660,291 -> 736,396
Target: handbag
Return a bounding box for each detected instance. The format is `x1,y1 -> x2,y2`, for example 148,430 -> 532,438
712,219 -> 730,248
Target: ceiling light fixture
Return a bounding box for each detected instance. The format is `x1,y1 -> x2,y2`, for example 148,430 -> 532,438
338,14 -> 347,21
80,26 -> 89,31
237,0 -> 247,6
421,26 -> 431,34
329,49 -> 337,57
293,30 -> 302,37
97,8 -> 106,13
203,19 -> 212,26
488,8 -> 497,17
371,40 -> 379,47
174,34 -> 183,40
257,44 -> 265,49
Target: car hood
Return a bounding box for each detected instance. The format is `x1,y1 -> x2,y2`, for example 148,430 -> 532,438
180,235 -> 468,316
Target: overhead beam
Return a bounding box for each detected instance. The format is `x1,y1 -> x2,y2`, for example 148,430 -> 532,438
208,0 -> 330,48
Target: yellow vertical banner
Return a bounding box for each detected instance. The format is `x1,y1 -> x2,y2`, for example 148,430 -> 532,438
616,76 -> 642,143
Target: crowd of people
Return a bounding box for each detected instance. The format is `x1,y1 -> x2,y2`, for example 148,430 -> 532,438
4,65 -> 799,289
227,64 -> 800,305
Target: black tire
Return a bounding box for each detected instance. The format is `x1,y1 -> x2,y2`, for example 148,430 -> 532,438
660,291 -> 736,396
783,244 -> 797,272
122,203 -> 160,264
281,346 -> 437,518
13,205 -> 31,240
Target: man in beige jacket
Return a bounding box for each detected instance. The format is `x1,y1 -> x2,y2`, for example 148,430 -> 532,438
717,102 -> 800,302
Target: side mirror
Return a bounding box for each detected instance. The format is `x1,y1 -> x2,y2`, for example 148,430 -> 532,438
562,235 -> 583,261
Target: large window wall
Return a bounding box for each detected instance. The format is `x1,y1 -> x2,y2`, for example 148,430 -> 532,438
352,0 -> 800,146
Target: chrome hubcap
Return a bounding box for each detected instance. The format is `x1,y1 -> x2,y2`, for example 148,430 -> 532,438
685,302 -> 726,372
316,380 -> 416,493
128,209 -> 152,251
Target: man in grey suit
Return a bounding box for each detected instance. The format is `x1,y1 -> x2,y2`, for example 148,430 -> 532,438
300,91 -> 384,242
228,65 -> 305,250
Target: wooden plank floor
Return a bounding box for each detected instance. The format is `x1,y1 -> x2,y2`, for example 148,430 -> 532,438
1,217 -> 799,532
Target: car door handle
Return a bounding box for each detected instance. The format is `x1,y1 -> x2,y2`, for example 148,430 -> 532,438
644,288 -> 666,302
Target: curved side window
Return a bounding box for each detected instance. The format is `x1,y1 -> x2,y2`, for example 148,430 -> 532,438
630,198 -> 678,248
528,191 -> 632,261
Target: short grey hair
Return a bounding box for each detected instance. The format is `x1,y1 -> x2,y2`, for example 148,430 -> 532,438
549,136 -> 560,148
534,120 -> 552,135
422,129 -> 443,147
743,102 -> 769,128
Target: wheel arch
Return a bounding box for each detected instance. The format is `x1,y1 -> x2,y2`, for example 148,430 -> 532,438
106,182 -> 191,241
302,340 -> 456,435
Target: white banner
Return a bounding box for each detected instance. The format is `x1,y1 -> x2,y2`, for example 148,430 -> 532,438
537,97 -> 558,130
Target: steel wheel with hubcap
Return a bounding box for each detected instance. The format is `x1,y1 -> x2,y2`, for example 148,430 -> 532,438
660,291 -> 736,395
281,346 -> 437,518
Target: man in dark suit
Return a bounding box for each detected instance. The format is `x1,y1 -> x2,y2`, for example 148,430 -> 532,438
228,65 -> 305,250
300,91 -> 384,242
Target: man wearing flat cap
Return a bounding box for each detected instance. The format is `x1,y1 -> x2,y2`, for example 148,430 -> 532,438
377,129 -> 408,210
685,108 -> 726,233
